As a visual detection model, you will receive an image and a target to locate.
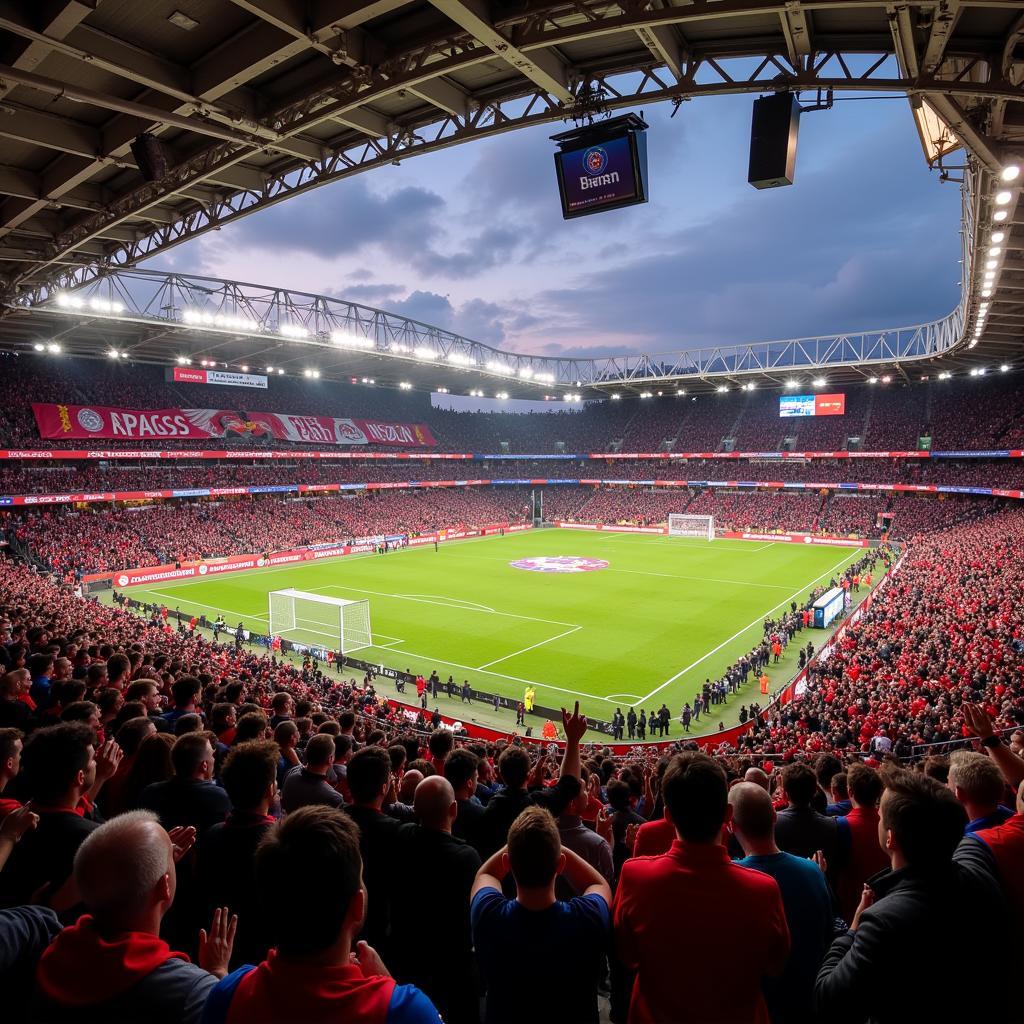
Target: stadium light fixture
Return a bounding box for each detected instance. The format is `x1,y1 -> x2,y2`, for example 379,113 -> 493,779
331,331 -> 373,349
640,391 -> 653,398
399,382 -> 412,390
716,385 -> 728,393
1003,165 -> 1021,182
496,391 -> 508,400
414,347 -> 437,361
978,367 -> 988,375
938,371 -> 952,379
995,190 -> 1013,205
868,376 -> 878,384
989,247 -> 1002,257
784,379 -> 798,389
55,292 -> 84,309
813,377 -> 827,388
240,364 -> 249,372
107,348 -> 121,359
33,342 -> 44,352
881,375 -> 892,383
986,260 -> 998,270
610,393 -> 621,400
448,353 -> 472,366
277,369 -> 285,376
265,365 -> 274,373
677,389 -> 686,396
279,324 -> 309,339
992,231 -> 1006,243
981,289 -> 993,297
994,210 -> 1008,221
46,343 -> 61,354
1001,363 -> 1011,372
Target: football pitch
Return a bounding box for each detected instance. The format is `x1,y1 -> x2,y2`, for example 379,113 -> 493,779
120,530 -> 871,728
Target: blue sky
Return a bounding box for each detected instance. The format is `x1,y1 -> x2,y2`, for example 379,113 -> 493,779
156,91 -> 963,360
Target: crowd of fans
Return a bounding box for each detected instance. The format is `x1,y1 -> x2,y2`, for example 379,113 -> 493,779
5,351 -> 1024,455
0,526 -> 1020,1022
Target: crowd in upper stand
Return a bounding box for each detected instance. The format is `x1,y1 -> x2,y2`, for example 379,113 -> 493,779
4,352 -> 1024,454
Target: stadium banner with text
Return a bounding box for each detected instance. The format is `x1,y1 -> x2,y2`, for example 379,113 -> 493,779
32,404 -> 436,447
170,367 -> 268,388
4,447 -> 1023,461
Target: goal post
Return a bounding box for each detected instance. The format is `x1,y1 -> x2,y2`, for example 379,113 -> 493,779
668,513 -> 715,541
268,589 -> 372,655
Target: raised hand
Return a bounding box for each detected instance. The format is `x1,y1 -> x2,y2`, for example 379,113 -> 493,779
198,906 -> 238,978
850,884 -> 875,932
595,806 -> 614,844
168,825 -> 197,863
962,702 -> 995,740
561,701 -> 588,745
0,805 -> 39,844
94,739 -> 124,782
625,821 -> 641,854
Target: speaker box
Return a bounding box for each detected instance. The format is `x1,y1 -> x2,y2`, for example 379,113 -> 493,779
130,133 -> 169,182
748,93 -> 801,189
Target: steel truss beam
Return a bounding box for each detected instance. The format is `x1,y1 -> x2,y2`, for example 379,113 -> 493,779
3,0 -> 1022,298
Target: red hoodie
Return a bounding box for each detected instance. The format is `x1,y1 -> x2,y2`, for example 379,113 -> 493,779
36,914 -> 189,1007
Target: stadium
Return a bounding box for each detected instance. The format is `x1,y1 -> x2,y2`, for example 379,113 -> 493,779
0,2 -> 1022,1023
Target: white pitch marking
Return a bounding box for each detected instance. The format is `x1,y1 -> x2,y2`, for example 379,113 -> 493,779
629,549 -> 861,708
318,584 -> 580,629
607,693 -> 642,701
476,625 -> 582,670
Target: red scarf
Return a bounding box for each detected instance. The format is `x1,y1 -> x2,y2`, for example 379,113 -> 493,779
36,914 -> 189,1007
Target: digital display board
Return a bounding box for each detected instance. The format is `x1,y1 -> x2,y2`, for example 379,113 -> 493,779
779,393 -> 846,417
552,114 -> 649,221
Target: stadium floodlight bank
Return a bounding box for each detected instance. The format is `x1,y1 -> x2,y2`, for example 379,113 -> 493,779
269,589 -> 372,654
668,514 -> 715,541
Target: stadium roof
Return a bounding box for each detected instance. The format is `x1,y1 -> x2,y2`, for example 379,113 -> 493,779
0,0 -> 1021,390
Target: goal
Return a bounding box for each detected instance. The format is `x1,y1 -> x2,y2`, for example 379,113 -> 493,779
268,589 -> 372,655
668,514 -> 715,541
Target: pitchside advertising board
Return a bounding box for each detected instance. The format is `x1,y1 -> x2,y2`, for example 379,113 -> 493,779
779,393 -> 846,417
552,113 -> 650,220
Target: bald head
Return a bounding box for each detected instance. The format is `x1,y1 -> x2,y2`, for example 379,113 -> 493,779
74,810 -> 174,927
398,768 -> 423,804
743,767 -> 770,790
729,782 -> 776,844
414,775 -> 457,831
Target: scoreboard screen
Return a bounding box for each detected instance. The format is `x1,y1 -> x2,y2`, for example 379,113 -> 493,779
779,393 -> 846,417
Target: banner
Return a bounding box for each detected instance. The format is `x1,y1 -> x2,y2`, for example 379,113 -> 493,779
32,404 -> 436,447
170,367 -> 268,389
32,404 -> 235,441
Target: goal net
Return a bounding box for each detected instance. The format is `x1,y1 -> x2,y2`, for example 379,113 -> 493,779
268,589 -> 372,655
668,514 -> 715,541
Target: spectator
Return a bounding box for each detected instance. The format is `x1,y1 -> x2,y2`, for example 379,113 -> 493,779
0,723 -> 102,907
825,772 -> 851,817
774,763 -> 837,862
816,770 -> 1008,1022
471,806 -> 611,1024
280,733 -> 343,813
947,750 -> 1014,833
392,776 -> 481,1024
121,732 -> 175,812
557,774 -> 614,891
205,806 -> 441,1022
196,741 -> 279,968
833,764 -> 888,924
444,747 -> 486,854
0,727 -> 24,820
140,732 -> 231,834
730,782 -> 833,1024
343,745 -> 404,956
613,753 -> 789,1024
32,810 -> 235,1022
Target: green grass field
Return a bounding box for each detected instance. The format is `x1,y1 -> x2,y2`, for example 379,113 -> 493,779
119,530 -> 871,729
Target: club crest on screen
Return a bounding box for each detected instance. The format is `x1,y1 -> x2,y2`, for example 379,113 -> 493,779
583,146 -> 608,175
509,556 -> 610,573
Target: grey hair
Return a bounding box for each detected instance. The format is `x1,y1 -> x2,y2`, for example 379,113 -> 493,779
74,810 -> 172,918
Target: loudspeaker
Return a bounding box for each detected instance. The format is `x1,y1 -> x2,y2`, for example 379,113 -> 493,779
130,133 -> 169,182
748,93 -> 801,189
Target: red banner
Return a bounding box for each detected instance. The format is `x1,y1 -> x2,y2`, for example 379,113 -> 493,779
32,404 -> 436,448
32,404 -> 228,441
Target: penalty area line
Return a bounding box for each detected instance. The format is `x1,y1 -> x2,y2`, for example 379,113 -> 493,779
629,549 -> 861,709
476,625 -> 582,670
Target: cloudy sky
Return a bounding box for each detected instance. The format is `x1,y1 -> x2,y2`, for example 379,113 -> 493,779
155,90 -> 963,360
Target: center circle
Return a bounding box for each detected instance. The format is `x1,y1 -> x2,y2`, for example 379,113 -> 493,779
509,556 -> 610,574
